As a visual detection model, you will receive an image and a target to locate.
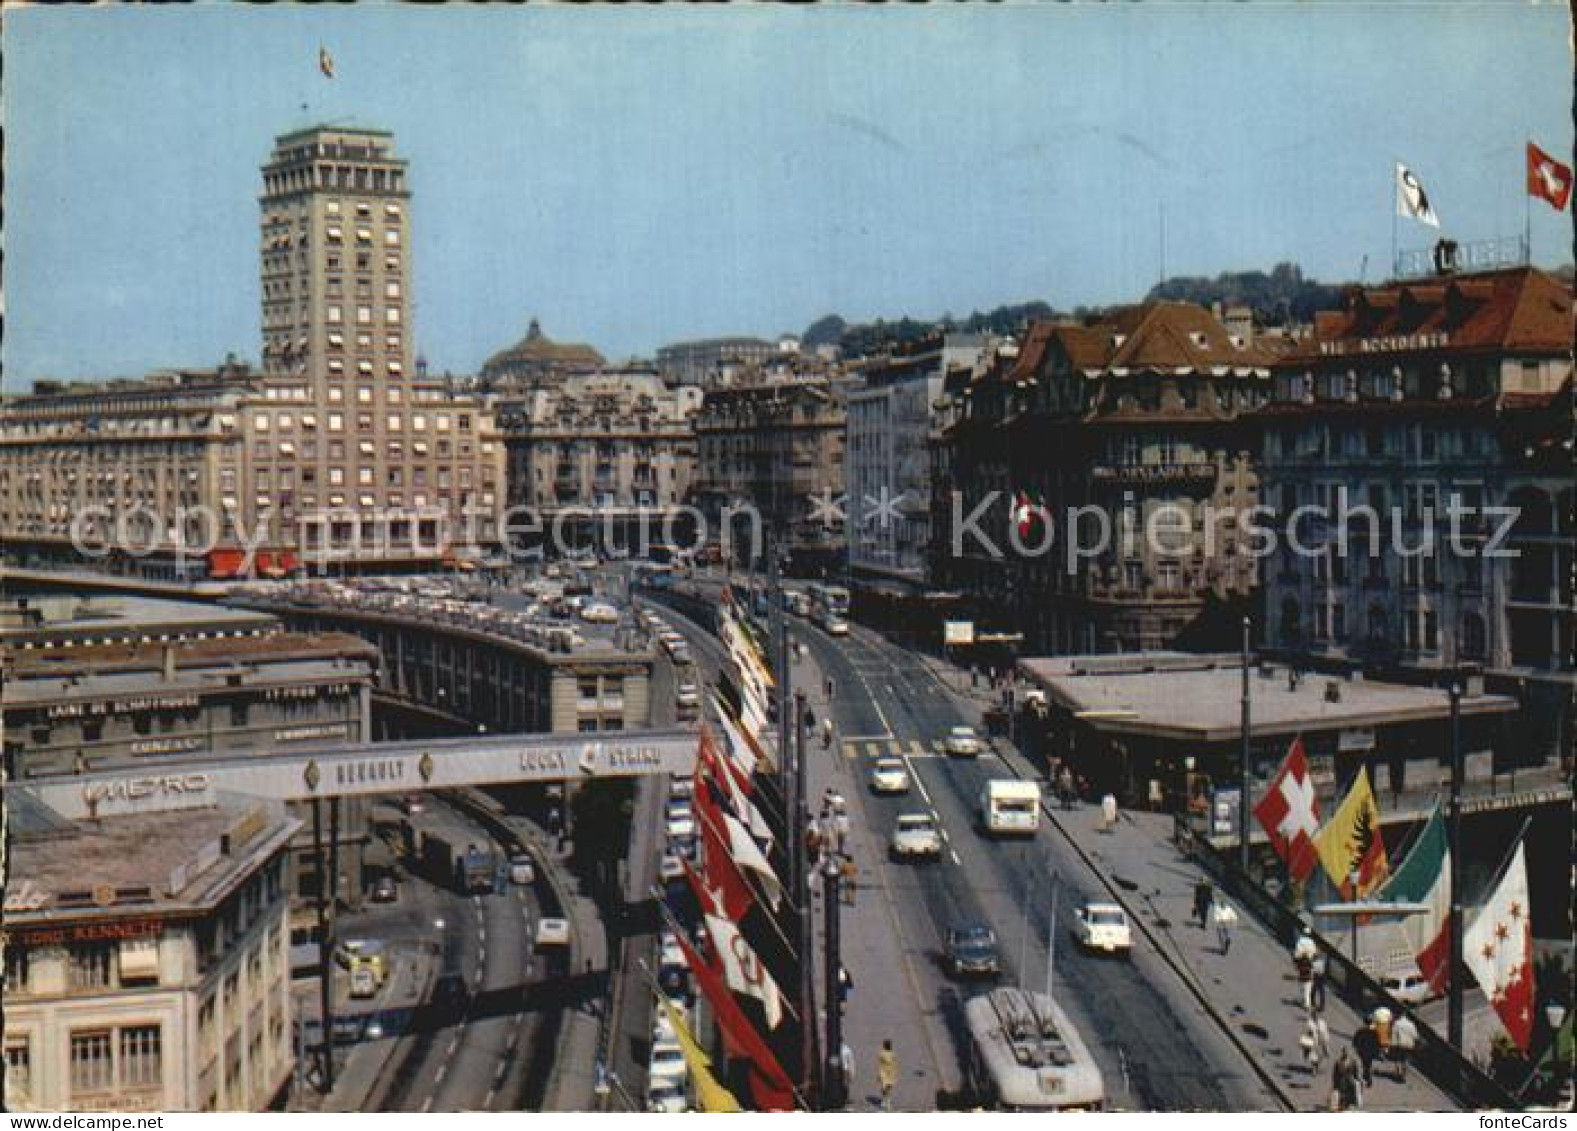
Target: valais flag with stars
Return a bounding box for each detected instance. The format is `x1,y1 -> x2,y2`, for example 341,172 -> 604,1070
1463,841 -> 1535,1052
1253,737 -> 1321,883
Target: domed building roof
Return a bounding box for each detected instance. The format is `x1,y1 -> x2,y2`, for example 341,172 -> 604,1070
480,318 -> 606,391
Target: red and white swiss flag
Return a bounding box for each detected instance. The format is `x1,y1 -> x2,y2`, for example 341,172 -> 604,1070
1252,737 -> 1321,883
1463,841 -> 1535,1052
1528,141 -> 1573,212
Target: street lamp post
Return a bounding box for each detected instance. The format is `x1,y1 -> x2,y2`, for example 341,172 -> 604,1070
822,854 -> 845,1111
1239,616 -> 1252,875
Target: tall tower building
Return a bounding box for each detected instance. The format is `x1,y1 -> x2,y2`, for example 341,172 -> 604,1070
259,126 -> 410,393
246,126 -> 502,564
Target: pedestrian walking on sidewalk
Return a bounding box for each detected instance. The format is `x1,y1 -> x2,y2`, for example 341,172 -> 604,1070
1293,933 -> 1318,1011
877,1039 -> 899,1112
1300,1013 -> 1332,1073
1311,955 -> 1328,1013
840,1042 -> 856,1105
1389,1011 -> 1418,1083
1353,1019 -> 1380,1089
1331,1048 -> 1360,1111
1100,793 -> 1118,833
841,855 -> 857,905
1192,880 -> 1214,928
1211,897 -> 1238,955
1058,766 -> 1076,811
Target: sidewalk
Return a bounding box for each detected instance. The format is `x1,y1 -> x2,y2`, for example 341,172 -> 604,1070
790,641 -> 957,1113
909,645 -> 1457,1112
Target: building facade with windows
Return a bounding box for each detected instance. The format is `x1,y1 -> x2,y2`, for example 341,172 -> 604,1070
846,333 -> 991,588
497,366 -> 702,554
3,800 -> 299,1112
252,126 -> 504,568
0,366 -> 258,579
693,376 -> 847,565
2,127 -> 506,580
935,303 -> 1274,653
655,336 -> 777,389
1258,265 -> 1573,766
0,594 -> 379,904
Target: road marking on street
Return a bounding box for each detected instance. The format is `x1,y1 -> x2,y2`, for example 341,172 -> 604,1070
950,849 -> 962,867
865,743 -> 883,759
435,1063 -> 448,1085
842,742 -> 859,760
909,740 -> 928,757
447,1038 -> 460,1058
478,944 -> 486,964
420,1096 -> 434,1114
484,1086 -> 497,1108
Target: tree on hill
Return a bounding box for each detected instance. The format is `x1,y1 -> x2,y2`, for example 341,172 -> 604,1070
1145,262 -> 1343,326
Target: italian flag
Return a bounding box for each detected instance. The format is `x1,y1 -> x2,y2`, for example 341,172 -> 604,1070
1377,804 -> 1451,992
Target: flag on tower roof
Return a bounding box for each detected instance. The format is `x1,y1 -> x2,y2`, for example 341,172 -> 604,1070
1527,140 -> 1573,211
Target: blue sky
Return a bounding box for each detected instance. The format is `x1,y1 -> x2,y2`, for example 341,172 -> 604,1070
4,4 -> 1571,387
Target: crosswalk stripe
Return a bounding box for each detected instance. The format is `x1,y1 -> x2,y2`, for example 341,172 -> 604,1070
841,742 -> 859,760
931,740 -> 946,754
865,743 -> 883,759
910,740 -> 928,757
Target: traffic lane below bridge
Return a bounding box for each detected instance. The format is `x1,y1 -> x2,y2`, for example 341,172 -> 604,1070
801,622 -> 1279,1111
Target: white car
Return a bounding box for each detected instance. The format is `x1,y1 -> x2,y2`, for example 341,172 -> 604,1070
535,917 -> 572,948
868,758 -> 911,794
659,933 -> 688,972
944,726 -> 982,757
1381,970 -> 1437,1005
824,616 -> 850,637
647,1079 -> 689,1113
508,854 -> 535,885
665,802 -> 695,841
1073,902 -> 1133,955
676,681 -> 700,709
668,779 -> 694,802
579,602 -> 620,624
648,1041 -> 688,1084
659,852 -> 685,884
890,813 -> 943,860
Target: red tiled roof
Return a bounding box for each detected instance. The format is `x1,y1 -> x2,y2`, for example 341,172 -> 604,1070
1005,302 -> 1274,384
1287,267 -> 1572,362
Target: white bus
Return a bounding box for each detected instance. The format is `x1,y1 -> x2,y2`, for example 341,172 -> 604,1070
980,780 -> 1041,835
807,583 -> 851,635
964,987 -> 1105,1111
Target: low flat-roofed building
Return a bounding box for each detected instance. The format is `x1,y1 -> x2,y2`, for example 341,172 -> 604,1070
2,630 -> 377,777
3,798 -> 299,1112
2,595 -> 380,905
1018,651 -> 1521,821
0,593 -> 279,651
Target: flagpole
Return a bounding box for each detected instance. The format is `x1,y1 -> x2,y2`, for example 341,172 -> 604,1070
1447,671 -> 1464,1051
1391,167 -> 1399,281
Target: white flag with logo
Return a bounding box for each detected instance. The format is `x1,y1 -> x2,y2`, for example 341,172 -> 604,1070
722,810 -> 782,909
704,912 -> 785,1029
1396,163 -> 1441,228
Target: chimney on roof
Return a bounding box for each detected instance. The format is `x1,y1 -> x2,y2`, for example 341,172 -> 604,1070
1224,305 -> 1254,346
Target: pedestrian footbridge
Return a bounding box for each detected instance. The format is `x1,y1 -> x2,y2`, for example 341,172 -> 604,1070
13,726 -> 700,820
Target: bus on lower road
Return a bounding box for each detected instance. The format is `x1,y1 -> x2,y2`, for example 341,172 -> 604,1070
964,987 -> 1105,1111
